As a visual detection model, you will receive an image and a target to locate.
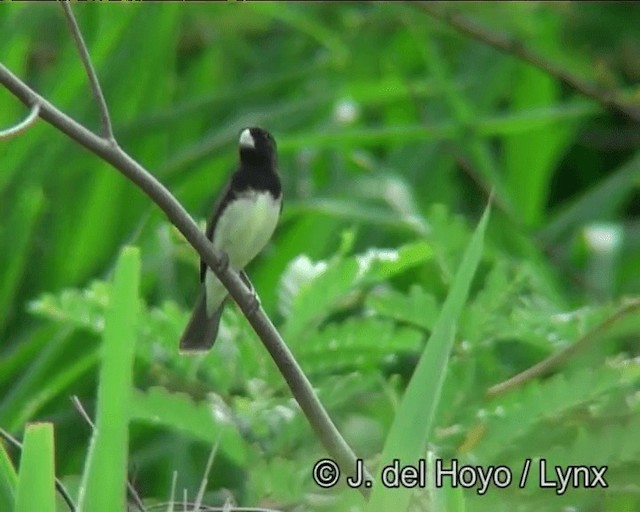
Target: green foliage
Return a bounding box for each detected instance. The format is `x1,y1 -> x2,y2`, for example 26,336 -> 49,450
2,3 -> 640,512
0,442 -> 18,512
368,204 -> 490,512
474,366 -> 640,464
130,387 -> 248,466
77,248 -> 140,512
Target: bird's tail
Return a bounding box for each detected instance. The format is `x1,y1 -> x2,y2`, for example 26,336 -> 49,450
179,291 -> 225,353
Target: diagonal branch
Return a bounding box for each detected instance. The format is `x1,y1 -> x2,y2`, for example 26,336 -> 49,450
487,298 -> 640,397
0,62 -> 373,497
60,1 -> 115,142
417,2 -> 640,123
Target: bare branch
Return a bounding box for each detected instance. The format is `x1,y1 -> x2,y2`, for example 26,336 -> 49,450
60,1 -> 115,142
0,103 -> 40,139
417,3 -> 640,123
487,298 -> 640,397
0,62 -> 372,497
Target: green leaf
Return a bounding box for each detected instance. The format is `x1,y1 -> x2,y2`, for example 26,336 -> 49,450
283,257 -> 360,341
540,152 -> 640,242
15,423 -> 55,512
358,241 -> 434,284
503,16 -> 576,227
365,284 -> 439,330
367,203 -> 490,512
280,242 -> 433,342
77,247 -> 140,512
28,281 -> 110,334
0,441 -> 18,512
474,366 -> 637,464
130,387 -> 248,466
0,187 -> 44,336
296,317 -> 423,376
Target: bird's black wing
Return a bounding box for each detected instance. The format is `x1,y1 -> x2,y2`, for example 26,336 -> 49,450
199,174 -> 236,282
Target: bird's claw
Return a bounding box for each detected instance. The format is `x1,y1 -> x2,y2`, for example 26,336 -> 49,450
214,250 -> 230,275
240,270 -> 260,315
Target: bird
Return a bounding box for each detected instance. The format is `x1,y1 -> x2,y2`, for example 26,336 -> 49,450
179,126 -> 282,352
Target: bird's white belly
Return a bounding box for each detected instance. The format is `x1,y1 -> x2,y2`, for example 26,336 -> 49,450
205,190 -> 280,314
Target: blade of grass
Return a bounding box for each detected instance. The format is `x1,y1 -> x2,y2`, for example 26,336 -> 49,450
162,95 -> 602,180
0,187 -> 44,336
0,326 -> 50,391
0,441 -> 18,512
10,351 -> 98,431
415,21 -> 513,219
366,203 -> 490,512
0,329 -> 77,431
57,169 -> 125,284
77,247 -> 140,512
503,62 -> 575,227
539,151 -> 640,242
429,448 -> 467,512
437,486 -> 467,512
277,97 -> 601,151
246,3 -> 348,62
283,198 -> 428,236
501,17 -> 565,220
120,55 -> 334,134
15,423 -> 55,512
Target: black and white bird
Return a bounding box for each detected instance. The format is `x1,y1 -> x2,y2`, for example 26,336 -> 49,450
179,127 -> 282,352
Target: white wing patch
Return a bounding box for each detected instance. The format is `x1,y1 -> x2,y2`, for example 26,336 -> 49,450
205,189 -> 280,314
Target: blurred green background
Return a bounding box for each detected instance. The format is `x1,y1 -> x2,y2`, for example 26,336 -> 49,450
1,3 -> 640,511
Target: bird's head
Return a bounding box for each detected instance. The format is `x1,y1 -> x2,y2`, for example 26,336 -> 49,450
239,127 -> 277,167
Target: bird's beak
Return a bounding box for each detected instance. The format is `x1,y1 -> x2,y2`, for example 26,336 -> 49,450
239,128 -> 255,149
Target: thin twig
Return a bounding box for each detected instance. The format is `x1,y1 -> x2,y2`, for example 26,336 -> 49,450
194,442 -> 219,511
70,396 -> 94,427
487,299 -> 640,397
168,471 -> 178,512
0,103 -> 40,139
60,1 -> 115,142
0,426 -> 76,512
0,63 -> 372,497
70,397 -> 147,512
417,2 -> 640,123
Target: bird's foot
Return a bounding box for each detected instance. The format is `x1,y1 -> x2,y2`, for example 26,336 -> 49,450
240,270 -> 261,315
213,250 -> 230,275
239,270 -> 254,293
